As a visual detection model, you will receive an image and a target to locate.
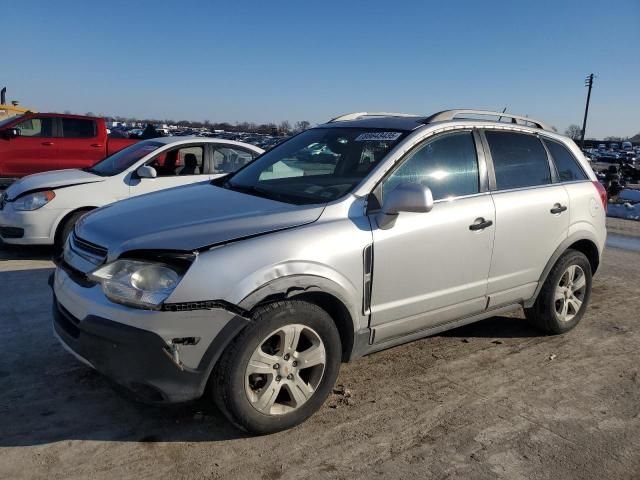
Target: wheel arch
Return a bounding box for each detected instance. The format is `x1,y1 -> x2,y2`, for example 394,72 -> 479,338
53,206 -> 98,244
524,232 -> 601,308
237,275 -> 364,363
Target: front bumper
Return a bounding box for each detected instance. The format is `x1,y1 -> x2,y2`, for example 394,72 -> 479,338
52,267 -> 249,403
0,203 -> 62,245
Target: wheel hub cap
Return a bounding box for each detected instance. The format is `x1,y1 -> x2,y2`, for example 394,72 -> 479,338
554,264 -> 587,322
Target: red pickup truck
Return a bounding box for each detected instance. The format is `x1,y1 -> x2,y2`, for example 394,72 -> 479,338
0,113 -> 137,183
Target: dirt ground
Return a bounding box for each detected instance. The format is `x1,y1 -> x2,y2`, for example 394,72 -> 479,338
1,219 -> 639,480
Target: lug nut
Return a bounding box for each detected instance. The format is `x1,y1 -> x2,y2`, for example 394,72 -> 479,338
283,354 -> 290,361
276,375 -> 282,382
273,363 -> 280,369
287,374 -> 293,380
292,361 -> 298,367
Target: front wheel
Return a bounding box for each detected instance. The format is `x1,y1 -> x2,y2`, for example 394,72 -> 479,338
211,300 -> 342,434
525,249 -> 593,334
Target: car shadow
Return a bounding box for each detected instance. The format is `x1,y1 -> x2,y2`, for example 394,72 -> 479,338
440,314 -> 541,339
0,240 -> 55,262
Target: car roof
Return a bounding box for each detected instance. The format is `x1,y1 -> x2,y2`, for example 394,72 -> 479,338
318,115 -> 428,131
142,136 -> 264,151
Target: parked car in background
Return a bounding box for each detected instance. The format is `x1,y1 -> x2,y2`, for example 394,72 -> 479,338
52,110 -> 606,434
0,113 -> 137,184
0,137 -> 262,249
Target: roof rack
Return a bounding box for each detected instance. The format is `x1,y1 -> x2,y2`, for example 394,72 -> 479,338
328,112 -> 418,123
423,109 -> 552,131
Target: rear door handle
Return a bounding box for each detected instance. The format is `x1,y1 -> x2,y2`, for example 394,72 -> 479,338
90,143 -> 103,148
550,204 -> 568,214
41,141 -> 54,146
469,218 -> 493,231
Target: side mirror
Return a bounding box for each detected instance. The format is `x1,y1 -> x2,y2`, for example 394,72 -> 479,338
136,165 -> 157,179
2,128 -> 20,139
376,182 -> 433,229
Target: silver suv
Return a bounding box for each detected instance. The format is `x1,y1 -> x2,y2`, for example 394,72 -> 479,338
52,110 -> 607,433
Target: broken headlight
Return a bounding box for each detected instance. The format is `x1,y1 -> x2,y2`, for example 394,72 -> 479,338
89,259 -> 183,309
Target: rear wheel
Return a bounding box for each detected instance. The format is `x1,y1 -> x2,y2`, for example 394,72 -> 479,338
525,249 -> 592,334
211,300 -> 341,434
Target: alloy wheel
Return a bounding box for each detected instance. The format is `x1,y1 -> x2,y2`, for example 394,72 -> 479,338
554,264 -> 587,322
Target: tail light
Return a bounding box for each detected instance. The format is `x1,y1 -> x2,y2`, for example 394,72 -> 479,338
592,181 -> 607,212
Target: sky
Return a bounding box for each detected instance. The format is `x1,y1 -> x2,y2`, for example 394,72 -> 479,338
4,0 -> 639,138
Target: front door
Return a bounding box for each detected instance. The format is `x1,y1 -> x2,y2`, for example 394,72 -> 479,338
128,144 -> 209,196
369,130 -> 495,343
3,116 -> 58,176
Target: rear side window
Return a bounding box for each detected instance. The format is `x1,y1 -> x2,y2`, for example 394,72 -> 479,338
212,146 -> 256,174
62,118 -> 96,138
383,131 -> 479,201
544,139 -> 588,182
485,131 -> 551,190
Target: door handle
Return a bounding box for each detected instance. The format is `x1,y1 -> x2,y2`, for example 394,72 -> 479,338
550,204 -> 568,214
469,218 -> 493,231
90,143 -> 103,148
41,141 -> 54,146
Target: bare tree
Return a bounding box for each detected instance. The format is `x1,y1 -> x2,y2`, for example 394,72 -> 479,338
564,124 -> 582,140
294,120 -> 311,132
279,120 -> 291,134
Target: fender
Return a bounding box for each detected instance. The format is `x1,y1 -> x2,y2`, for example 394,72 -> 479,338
237,273 -> 365,336
523,229 -> 601,308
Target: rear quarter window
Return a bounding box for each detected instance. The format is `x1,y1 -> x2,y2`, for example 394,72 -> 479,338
485,131 -> 551,190
543,139 -> 588,182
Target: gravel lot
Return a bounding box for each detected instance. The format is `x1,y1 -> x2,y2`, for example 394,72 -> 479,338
1,219 -> 639,480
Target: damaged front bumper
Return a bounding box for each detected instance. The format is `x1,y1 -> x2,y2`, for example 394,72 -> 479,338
51,267 -> 249,403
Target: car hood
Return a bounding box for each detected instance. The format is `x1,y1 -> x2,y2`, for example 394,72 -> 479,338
75,183 -> 325,258
5,169 -> 103,200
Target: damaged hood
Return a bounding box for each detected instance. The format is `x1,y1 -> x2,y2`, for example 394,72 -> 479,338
5,169 -> 104,200
75,182 -> 325,257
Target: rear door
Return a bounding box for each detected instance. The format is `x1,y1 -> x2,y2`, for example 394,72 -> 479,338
57,117 -> 103,169
2,116 -> 58,176
128,144 -> 208,197
482,129 -> 569,307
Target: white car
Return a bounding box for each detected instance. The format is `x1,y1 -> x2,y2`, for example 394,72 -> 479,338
0,137 -> 263,248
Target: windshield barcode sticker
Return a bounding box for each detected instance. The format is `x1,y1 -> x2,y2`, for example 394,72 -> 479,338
355,132 -> 402,142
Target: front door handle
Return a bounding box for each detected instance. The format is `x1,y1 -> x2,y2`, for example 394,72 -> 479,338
550,204 -> 568,214
90,143 -> 103,148
41,141 -> 54,146
469,218 -> 493,231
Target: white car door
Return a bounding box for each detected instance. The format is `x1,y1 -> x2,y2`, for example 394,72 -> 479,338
128,144 -> 209,197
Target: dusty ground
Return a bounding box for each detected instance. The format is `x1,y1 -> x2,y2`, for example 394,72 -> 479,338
1,219 -> 639,480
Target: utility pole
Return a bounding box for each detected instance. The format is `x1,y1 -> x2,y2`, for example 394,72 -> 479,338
580,73 -> 594,149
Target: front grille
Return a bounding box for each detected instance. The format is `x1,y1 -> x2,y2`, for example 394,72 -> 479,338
0,226 -> 24,238
55,301 -> 81,338
63,231 -> 108,272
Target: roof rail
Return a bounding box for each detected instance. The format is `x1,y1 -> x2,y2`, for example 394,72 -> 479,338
424,109 -> 552,131
328,112 -> 418,123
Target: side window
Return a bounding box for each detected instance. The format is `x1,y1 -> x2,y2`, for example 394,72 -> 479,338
149,146 -> 204,177
62,118 -> 96,138
485,131 -> 551,190
383,131 -> 479,201
13,117 -> 54,137
212,147 -> 256,174
543,139 -> 588,182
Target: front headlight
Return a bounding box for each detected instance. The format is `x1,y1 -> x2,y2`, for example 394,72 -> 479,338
89,259 -> 183,309
14,190 -> 56,211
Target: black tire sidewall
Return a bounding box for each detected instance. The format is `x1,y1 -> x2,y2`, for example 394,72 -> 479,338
541,250 -> 593,333
55,211 -> 85,252
215,301 -> 342,434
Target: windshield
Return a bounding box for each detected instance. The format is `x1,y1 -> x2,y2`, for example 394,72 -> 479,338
225,127 -> 407,204
86,141 -> 163,176
0,115 -> 22,129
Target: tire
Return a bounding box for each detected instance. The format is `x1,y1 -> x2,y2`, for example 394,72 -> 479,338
211,300 -> 342,434
525,249 -> 592,334
54,211 -> 87,253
